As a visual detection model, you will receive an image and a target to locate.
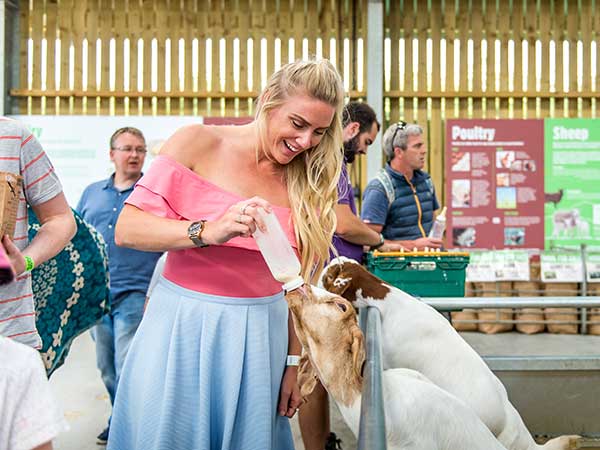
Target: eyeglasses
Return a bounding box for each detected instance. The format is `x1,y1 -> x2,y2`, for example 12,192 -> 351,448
113,146 -> 147,155
390,121 -> 408,148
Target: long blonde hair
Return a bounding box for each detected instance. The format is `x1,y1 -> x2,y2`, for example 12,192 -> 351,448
255,59 -> 344,282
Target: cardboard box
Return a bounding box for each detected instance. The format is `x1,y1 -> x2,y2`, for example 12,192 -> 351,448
0,172 -> 23,238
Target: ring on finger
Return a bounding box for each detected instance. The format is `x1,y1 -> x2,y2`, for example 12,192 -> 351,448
240,204 -> 249,215
236,214 -> 243,224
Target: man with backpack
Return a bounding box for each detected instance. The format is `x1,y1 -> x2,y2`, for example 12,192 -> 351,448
361,121 -> 443,250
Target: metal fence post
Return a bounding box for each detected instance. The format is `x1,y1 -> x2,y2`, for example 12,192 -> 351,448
358,306 -> 387,450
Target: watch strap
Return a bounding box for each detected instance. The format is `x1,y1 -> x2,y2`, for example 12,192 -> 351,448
286,355 -> 301,366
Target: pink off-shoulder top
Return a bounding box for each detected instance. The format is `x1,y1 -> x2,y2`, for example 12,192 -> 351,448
126,155 -> 298,298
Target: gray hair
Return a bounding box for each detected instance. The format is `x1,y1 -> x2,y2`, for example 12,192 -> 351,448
382,122 -> 423,162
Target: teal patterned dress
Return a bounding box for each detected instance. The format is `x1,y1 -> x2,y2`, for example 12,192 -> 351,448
29,208 -> 110,376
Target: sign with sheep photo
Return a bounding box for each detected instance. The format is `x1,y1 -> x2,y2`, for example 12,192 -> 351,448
544,118 -> 600,248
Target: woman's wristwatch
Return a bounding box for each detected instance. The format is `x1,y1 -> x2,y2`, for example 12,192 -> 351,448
187,220 -> 209,247
370,233 -> 385,250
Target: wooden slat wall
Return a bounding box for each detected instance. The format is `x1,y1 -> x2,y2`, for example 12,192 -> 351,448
12,0 -> 600,200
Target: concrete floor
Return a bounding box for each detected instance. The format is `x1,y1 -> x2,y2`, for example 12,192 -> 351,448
48,332 -> 356,450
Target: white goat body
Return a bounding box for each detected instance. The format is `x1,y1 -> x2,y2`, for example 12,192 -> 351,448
320,258 -> 580,450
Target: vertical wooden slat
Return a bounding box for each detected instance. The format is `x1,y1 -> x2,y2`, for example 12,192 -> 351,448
553,0 -> 565,116
196,0 -> 208,115
278,0 -> 290,67
173,0 -> 186,115
525,0 -> 537,118
512,0 -> 525,117
237,0 -> 250,116
594,0 -> 600,119
580,0 -> 593,106
127,0 -> 142,115
471,0 -> 484,118
387,0 -> 400,120
113,0 -> 126,115
45,0 -> 58,114
224,1 -> 237,116
155,0 -> 168,115
428,0 -> 444,207
590,0 -> 600,103
18,0 -> 29,112
181,0 -> 194,115
305,1 -> 317,57
567,0 -> 579,117
444,0 -> 457,119
402,0 -> 414,99
57,0 -> 73,114
98,0 -> 112,114
30,0 -> 44,114
539,0 -> 552,117
498,0 -> 510,118
291,0 -> 303,62
138,0 -> 153,115
457,0 -> 470,117
84,0 -> 98,114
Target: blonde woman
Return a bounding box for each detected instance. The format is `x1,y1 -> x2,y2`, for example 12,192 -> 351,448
108,59 -> 344,450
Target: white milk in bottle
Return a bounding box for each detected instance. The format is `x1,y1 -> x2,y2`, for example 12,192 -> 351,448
252,208 -> 304,292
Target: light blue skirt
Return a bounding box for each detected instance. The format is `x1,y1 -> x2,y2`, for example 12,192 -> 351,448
107,277 -> 295,450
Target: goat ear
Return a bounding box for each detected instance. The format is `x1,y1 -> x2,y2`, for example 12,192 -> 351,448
351,327 -> 366,381
298,354 -> 319,400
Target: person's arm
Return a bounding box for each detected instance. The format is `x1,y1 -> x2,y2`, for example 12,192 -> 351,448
3,193 -> 76,275
334,203 -> 383,247
116,197 -> 271,252
278,314 -> 302,418
364,222 -> 442,250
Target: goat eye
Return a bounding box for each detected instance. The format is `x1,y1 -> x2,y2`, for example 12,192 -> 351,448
335,302 -> 347,313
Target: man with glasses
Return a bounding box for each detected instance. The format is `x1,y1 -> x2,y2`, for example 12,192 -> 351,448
77,127 -> 162,445
361,121 -> 443,250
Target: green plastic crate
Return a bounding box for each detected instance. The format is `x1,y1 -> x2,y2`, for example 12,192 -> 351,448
365,251 -> 470,297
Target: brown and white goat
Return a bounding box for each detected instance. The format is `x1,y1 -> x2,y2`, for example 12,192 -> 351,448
287,285 -> 510,450
319,257 -> 580,450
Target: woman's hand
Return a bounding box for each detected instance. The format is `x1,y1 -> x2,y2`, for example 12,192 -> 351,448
278,366 -> 302,418
202,196 -> 273,245
2,235 -> 25,275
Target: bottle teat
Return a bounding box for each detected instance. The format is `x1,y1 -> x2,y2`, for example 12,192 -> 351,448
283,276 -> 305,293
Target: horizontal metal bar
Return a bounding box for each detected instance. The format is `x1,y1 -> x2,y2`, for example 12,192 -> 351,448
484,355 -> 600,371
421,296 -> 600,311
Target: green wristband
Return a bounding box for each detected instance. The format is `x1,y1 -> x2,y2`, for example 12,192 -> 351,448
24,255 -> 35,272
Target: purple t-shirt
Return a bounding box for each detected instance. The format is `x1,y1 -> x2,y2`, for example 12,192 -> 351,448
331,164 -> 364,262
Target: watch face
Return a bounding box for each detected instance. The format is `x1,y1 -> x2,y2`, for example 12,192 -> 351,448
189,221 -> 203,237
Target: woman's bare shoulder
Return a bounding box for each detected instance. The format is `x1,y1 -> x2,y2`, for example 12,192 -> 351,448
159,124 -> 221,167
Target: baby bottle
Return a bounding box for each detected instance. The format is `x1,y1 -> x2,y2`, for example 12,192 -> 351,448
252,208 -> 304,293
428,206 -> 447,240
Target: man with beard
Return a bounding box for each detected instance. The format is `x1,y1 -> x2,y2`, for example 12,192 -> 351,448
299,102 -> 401,450
330,102 -> 400,262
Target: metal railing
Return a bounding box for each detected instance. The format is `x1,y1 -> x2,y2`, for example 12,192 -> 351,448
422,296 -> 600,311
357,306 -> 387,450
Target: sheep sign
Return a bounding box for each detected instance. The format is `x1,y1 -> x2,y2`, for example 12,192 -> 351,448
544,118 -> 600,249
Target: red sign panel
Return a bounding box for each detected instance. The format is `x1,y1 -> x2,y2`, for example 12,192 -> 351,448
445,119 -> 544,249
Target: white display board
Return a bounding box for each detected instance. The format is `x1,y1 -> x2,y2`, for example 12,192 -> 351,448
540,252 -> 584,283
10,115 -> 202,206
